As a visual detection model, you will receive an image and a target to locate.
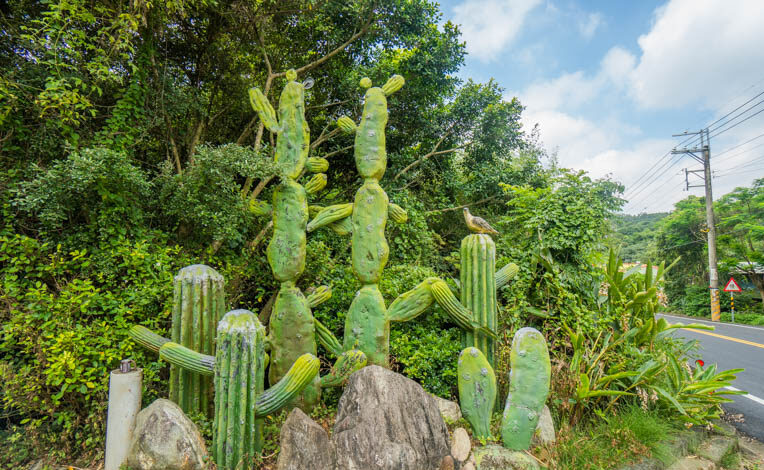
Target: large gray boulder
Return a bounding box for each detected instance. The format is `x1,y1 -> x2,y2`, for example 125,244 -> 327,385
333,365 -> 450,470
126,399 -> 208,470
277,408 -> 336,470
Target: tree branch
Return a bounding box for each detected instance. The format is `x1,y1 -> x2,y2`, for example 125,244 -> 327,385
394,127 -> 463,180
322,144 -> 353,159
425,196 -> 500,214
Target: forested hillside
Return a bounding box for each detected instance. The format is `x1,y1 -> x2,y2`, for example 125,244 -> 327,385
609,212 -> 668,263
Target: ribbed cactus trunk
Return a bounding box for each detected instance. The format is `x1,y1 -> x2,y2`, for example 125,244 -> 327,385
213,309 -> 264,469
460,234 -> 497,368
170,264 -> 225,416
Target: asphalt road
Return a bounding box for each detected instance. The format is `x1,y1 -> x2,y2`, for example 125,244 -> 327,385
658,313 -> 764,441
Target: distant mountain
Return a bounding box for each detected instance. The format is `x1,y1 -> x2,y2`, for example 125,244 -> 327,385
609,212 -> 669,263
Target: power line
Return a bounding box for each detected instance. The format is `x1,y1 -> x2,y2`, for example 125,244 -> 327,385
713,132 -> 764,160
709,100 -> 764,139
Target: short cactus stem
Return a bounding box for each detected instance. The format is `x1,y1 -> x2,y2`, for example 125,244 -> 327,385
170,264 -> 225,417
159,342 -> 215,375
458,347 -> 496,440
268,283 -> 320,410
460,235 -> 497,368
501,327 -> 550,451
343,284 -> 389,366
319,349 -> 367,387
213,309 -> 264,468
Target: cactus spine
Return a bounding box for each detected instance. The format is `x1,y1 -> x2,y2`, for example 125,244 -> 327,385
249,69 -> 322,410
461,235 -> 498,368
501,327 -> 550,451
458,346 -> 497,440
170,264 -> 226,417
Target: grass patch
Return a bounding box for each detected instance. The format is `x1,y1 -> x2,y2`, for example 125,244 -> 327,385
548,405 -> 681,470
720,312 -> 764,326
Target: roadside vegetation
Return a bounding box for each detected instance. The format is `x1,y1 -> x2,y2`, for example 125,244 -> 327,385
0,1 -> 745,468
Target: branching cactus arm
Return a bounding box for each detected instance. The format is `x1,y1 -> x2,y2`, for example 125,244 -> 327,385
388,202 -> 408,224
307,203 -> 354,232
430,280 -> 497,340
255,353 -> 320,417
320,349 -> 367,388
496,262 -> 519,290
314,318 -> 344,357
129,325 -> 170,353
159,342 -> 215,376
501,327 -> 551,451
387,277 -> 438,322
306,285 -> 332,308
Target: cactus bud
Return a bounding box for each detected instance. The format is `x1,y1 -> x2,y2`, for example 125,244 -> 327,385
306,157 -> 329,173
249,199 -> 272,217
305,173 -> 327,194
337,116 -> 357,134
388,203 -> 408,224
359,77 -> 372,89
381,75 -> 405,96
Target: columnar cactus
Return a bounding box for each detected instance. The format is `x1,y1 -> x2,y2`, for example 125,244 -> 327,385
249,69 -> 323,409
461,235 -> 498,368
501,327 -> 550,451
169,264 -> 226,416
458,347 -> 497,440
152,309 -> 320,470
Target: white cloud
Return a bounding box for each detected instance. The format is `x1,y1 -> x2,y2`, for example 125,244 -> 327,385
578,12 -> 603,40
452,0 -> 542,62
629,0 -> 764,110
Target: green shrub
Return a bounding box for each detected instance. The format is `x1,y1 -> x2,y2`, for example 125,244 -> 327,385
0,227 -> 193,464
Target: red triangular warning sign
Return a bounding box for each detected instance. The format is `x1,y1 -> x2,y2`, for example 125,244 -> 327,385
724,277 -> 742,292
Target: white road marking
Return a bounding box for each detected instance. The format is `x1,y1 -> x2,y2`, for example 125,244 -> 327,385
723,386 -> 764,407
659,313 -> 764,332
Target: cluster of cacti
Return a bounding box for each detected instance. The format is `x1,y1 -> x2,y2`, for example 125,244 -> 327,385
457,347 -> 496,440
138,309 -> 320,470
248,69 -> 325,409
501,327 -> 550,450
307,76 -> 519,366
455,327 -> 550,450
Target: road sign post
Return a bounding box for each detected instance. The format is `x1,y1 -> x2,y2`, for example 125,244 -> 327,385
723,277 -> 742,323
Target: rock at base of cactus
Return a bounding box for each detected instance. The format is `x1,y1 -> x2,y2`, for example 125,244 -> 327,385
458,347 -> 496,440
501,327 -> 550,451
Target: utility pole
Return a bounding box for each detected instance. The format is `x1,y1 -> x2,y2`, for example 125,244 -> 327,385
672,129 -> 720,321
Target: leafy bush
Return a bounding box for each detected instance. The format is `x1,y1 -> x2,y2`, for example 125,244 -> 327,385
156,144 -> 278,248
15,148 -> 151,242
0,226 -> 193,464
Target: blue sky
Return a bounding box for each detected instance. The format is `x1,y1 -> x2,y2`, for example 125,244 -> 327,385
436,0 -> 764,213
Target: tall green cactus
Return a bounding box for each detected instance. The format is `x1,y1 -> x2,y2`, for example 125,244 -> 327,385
169,264 -> 226,417
458,347 -> 497,440
461,235 -> 498,368
249,69 -> 323,409
501,327 -> 550,451
152,309 -> 320,470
